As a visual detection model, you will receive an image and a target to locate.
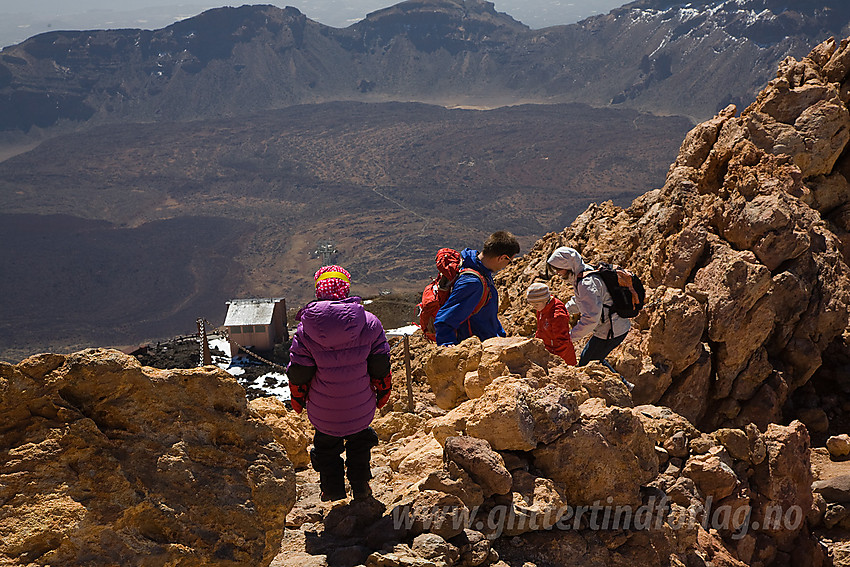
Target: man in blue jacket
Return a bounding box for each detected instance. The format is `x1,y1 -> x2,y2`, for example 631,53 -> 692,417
434,231 -> 520,346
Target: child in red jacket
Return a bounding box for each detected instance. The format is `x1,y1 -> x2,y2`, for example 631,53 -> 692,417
526,282 -> 577,365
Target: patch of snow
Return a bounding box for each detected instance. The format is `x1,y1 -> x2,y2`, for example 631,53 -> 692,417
386,324 -> 420,337
649,34 -> 670,57
208,337 -> 231,357
206,334 -> 290,400
679,7 -> 701,20
250,372 -> 291,400
744,9 -> 773,26
629,9 -> 660,24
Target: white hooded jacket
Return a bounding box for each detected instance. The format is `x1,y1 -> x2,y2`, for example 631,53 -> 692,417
547,247 -> 631,341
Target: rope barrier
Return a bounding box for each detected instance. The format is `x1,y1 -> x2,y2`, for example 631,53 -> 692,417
199,318 -> 417,412
201,318 -> 289,372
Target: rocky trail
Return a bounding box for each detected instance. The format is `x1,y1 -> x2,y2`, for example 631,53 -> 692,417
255,331 -> 850,567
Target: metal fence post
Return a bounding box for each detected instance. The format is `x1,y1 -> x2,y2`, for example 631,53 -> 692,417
197,318 -> 211,366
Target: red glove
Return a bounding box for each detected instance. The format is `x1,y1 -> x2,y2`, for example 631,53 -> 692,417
371,372 -> 392,409
289,382 -> 309,413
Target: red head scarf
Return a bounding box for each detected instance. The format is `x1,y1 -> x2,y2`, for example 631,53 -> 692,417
315,265 -> 351,300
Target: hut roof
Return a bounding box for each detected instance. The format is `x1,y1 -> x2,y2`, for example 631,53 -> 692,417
223,298 -> 284,327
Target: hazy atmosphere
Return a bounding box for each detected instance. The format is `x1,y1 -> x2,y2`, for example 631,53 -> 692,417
0,0 -> 627,48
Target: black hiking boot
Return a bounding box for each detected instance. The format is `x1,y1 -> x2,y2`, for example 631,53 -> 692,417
319,474 -> 347,502
351,481 -> 372,501
320,489 -> 347,502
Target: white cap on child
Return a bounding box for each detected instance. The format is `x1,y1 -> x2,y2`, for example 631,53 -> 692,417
526,282 -> 551,310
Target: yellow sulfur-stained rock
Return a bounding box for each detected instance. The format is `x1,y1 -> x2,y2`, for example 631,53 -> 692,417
250,396 -> 313,469
426,400 -> 475,446
372,411 -> 428,443
532,404 -> 658,507
424,337 -> 482,410
0,348 -> 295,567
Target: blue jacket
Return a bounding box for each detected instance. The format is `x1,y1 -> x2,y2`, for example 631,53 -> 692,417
434,248 -> 504,346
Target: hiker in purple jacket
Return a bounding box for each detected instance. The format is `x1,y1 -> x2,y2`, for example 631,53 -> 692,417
287,265 -> 392,501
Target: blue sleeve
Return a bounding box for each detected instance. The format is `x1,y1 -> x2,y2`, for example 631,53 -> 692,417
434,274 -> 485,346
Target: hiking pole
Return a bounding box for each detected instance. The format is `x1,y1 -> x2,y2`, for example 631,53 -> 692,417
404,334 -> 414,412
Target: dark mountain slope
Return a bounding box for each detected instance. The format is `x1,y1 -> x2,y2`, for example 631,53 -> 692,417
1,0 -> 848,133
0,101 -> 691,361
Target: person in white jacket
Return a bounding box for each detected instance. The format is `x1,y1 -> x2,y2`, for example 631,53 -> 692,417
547,247 -> 631,373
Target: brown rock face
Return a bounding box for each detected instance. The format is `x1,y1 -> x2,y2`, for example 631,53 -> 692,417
827,434 -> 850,458
250,396 -> 312,469
749,420 -> 813,548
682,451 -> 740,502
424,337 -> 482,410
463,376 -> 582,452
0,349 -> 295,566
497,36 -> 850,432
474,337 -> 552,396
532,403 -> 658,507
443,436 -> 512,497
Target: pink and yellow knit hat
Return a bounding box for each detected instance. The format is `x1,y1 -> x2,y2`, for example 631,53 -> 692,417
315,265 -> 351,300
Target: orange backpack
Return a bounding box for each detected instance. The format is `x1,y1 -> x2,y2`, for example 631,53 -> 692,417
417,248 -> 489,342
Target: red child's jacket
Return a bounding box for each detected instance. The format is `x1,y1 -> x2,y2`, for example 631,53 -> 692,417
535,297 -> 577,365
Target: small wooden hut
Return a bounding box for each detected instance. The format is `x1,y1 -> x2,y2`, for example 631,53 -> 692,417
223,298 -> 288,355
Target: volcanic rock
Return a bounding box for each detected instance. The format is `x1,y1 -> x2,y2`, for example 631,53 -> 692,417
424,337 -> 482,410
250,396 -> 312,469
502,469 -> 570,536
0,349 -> 294,566
750,421 -> 812,547
472,337 -> 552,397
443,436 -> 512,497
532,403 -> 658,507
373,411 -> 428,443
813,474 -> 850,504
827,434 -> 850,458
496,35 -> 850,433
420,460 -> 486,509
463,376 -> 582,452
682,450 -> 740,501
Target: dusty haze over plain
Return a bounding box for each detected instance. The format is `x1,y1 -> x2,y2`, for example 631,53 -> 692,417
0,0 -> 627,48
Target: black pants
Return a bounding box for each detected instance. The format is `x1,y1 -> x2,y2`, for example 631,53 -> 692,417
577,333 -> 628,366
310,427 -> 379,494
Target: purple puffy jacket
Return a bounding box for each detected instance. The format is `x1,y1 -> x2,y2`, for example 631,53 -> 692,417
288,297 -> 390,437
